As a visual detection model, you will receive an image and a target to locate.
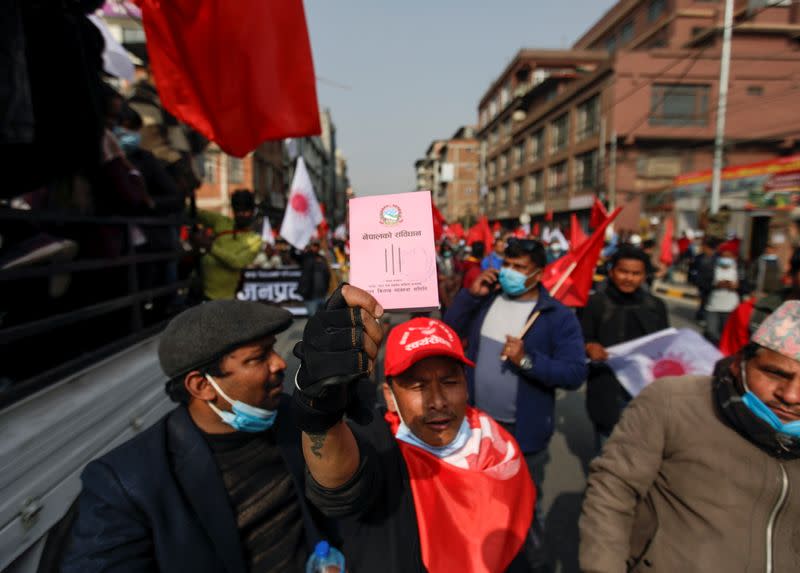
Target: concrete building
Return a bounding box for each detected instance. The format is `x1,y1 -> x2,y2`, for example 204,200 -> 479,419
415,140 -> 447,201
477,0 -> 800,232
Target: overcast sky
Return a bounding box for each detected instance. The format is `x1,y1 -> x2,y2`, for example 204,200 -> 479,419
304,0 -> 615,196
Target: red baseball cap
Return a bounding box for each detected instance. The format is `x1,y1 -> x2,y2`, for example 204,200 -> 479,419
384,318 -> 475,377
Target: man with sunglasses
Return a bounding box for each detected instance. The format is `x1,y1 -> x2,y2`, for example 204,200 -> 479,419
444,237 -> 586,570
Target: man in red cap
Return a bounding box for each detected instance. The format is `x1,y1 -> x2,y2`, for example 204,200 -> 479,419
291,285 -> 536,573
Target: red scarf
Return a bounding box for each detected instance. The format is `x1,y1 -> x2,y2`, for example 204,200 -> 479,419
385,407 -> 535,573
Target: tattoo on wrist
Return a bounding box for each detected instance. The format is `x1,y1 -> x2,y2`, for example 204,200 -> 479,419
308,432 -> 326,458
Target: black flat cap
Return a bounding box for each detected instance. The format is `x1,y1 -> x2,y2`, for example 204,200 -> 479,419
158,300 -> 293,379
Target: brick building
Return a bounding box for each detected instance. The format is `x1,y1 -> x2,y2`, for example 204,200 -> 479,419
415,129 -> 480,225
477,0 -> 800,232
196,141 -> 287,223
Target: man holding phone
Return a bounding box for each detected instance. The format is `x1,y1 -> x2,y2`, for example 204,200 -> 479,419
444,238 -> 586,570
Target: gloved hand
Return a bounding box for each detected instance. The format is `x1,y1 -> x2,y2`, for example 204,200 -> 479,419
292,283 -> 384,433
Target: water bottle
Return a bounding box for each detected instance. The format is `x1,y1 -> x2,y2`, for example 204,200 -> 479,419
305,540 -> 346,573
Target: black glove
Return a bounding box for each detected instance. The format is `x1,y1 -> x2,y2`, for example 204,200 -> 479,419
292,284 -> 374,433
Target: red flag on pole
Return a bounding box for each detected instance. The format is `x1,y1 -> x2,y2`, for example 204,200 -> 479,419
589,197 -> 608,229
569,213 -> 588,250
137,0 -> 321,157
431,199 -> 447,241
659,217 -> 674,266
542,207 -> 622,307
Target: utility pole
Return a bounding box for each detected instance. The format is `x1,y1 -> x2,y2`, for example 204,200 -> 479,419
711,0 -> 734,215
609,130 -> 617,210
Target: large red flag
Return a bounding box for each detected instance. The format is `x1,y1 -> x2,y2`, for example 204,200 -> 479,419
542,207 -> 622,307
659,217 -> 674,266
137,0 -> 321,157
589,197 -> 608,229
569,213 -> 588,250
431,200 -> 447,241
445,222 -> 465,241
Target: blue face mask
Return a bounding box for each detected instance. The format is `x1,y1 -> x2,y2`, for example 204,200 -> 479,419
740,361 -> 800,438
206,374 -> 277,432
390,390 -> 471,458
498,267 -> 539,297
113,127 -> 141,154
717,258 -> 734,269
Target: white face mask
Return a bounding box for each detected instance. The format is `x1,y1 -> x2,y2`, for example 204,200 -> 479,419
388,387 -> 470,458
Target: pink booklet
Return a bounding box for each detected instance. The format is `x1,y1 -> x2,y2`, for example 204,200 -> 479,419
348,191 -> 439,312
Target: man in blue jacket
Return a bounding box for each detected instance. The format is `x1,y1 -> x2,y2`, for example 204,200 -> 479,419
444,237 -> 586,570
62,301 -> 327,573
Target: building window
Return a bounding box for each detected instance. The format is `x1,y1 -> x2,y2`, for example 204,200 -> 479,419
530,129 -> 544,161
488,160 -> 496,180
490,128 -> 499,148
550,114 -> 569,153
650,84 -> 710,126
514,141 -> 525,168
576,150 -> 599,191
577,96 -> 600,141
511,179 -> 522,204
499,184 -> 508,204
489,98 -> 497,118
648,0 -> 666,22
487,188 -> 496,208
606,36 -> 617,53
500,81 -> 511,108
203,152 -> 218,184
548,161 -> 568,195
503,118 -> 512,141
747,85 -> 764,96
528,171 -> 543,202
480,108 -> 488,127
499,153 -> 508,175
620,20 -> 635,45
227,157 -> 244,183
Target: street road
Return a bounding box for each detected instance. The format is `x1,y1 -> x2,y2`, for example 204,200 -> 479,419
274,295 -> 702,572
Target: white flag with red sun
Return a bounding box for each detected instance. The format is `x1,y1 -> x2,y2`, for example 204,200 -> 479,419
606,328 -> 722,397
280,157 -> 324,250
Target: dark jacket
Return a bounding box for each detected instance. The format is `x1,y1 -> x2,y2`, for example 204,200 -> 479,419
305,408 -> 529,573
62,397 -> 325,573
444,286 -> 586,453
579,283 -> 669,434
298,252 -> 330,300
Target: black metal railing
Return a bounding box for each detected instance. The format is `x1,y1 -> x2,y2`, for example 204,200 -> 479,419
0,208 -> 191,409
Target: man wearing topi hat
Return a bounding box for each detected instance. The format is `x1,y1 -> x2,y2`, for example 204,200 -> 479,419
580,301 -> 800,572
63,301 -> 329,573
292,284 -> 536,573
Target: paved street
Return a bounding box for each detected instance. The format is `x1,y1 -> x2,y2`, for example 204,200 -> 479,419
275,294 -> 702,572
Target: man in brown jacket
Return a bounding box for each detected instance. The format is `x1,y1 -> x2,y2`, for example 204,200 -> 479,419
580,300 -> 800,573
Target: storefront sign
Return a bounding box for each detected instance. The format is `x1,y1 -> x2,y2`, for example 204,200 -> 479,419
672,154 -> 800,210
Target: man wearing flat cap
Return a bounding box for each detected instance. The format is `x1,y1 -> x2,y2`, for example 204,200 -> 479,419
580,300 -> 800,573
63,301 -> 329,573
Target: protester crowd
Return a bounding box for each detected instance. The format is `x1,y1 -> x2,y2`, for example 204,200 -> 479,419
55,192 -> 800,573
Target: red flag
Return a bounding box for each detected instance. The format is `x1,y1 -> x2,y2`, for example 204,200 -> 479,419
445,222 -> 465,241
589,197 -> 608,229
467,216 -> 494,252
659,217 -> 674,266
542,207 -> 622,307
545,210 -> 554,222
137,0 -> 321,157
512,226 -> 527,238
569,213 -> 588,250
431,200 -> 447,241
532,222 -> 540,238
386,407 -> 535,573
492,221 -> 502,234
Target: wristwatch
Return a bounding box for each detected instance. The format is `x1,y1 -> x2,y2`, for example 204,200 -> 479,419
519,354 -> 534,371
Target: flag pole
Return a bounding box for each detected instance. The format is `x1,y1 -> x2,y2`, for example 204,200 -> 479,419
501,259 -> 579,361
